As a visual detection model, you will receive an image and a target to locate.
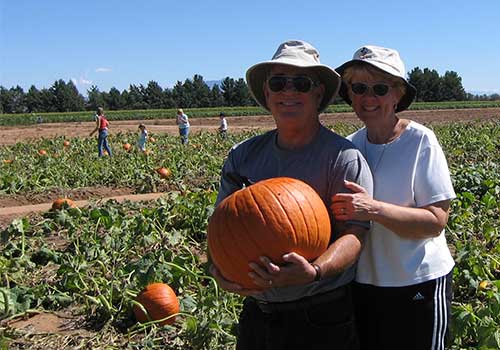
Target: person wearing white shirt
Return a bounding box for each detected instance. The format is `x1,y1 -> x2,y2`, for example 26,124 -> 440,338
332,45 -> 455,350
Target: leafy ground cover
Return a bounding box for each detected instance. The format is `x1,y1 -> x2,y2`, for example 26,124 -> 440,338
0,120 -> 499,349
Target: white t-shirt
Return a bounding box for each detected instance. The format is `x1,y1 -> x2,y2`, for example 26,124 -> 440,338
348,121 -> 455,287
220,117 -> 228,131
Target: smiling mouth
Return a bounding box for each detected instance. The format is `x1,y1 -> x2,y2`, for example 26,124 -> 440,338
279,101 -> 301,107
362,106 -> 379,112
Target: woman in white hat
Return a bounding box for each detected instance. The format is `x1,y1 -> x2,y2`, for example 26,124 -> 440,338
209,40 -> 373,350
332,45 -> 455,350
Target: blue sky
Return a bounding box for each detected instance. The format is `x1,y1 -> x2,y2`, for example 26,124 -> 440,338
1,0 -> 499,95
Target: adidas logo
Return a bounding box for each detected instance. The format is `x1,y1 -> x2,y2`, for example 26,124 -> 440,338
413,292 -> 425,301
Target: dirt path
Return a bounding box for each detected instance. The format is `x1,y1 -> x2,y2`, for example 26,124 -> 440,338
0,192 -> 165,229
1,108 -> 499,146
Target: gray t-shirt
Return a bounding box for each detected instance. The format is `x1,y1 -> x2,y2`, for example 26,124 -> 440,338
215,125 -> 373,302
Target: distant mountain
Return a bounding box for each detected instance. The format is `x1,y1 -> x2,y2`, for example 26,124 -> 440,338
206,80 -> 222,88
467,89 -> 500,96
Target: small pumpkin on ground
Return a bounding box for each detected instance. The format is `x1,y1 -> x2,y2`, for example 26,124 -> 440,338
63,140 -> 70,147
133,283 -> 180,326
123,143 -> 132,151
38,149 -> 47,156
52,198 -> 76,210
208,177 -> 331,289
156,167 -> 171,179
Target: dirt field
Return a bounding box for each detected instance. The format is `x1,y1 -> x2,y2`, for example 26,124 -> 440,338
1,107 -> 499,228
1,108 -> 499,146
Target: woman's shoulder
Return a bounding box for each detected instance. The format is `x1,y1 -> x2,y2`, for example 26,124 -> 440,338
405,121 -> 440,146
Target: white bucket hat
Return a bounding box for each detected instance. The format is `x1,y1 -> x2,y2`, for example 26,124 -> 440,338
246,40 -> 341,113
336,45 -> 417,112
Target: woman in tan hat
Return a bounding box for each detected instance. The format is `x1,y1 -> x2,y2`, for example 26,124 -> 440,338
332,45 -> 455,350
209,40 -> 373,350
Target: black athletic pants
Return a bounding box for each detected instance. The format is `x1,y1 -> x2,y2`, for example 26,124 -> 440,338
353,271 -> 453,350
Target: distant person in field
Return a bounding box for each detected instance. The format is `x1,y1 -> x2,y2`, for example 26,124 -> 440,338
137,124 -> 148,151
332,45 -> 456,350
89,107 -> 112,157
209,40 -> 373,350
218,112 -> 228,139
175,108 -> 190,145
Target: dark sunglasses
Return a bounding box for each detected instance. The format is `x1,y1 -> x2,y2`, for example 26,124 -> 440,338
267,75 -> 318,93
351,82 -> 391,97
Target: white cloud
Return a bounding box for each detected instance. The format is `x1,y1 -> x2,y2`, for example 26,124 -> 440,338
95,67 -> 112,73
71,76 -> 94,94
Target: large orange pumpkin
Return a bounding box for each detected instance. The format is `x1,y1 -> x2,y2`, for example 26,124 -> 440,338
208,177 -> 330,289
52,198 -> 76,210
133,283 -> 180,326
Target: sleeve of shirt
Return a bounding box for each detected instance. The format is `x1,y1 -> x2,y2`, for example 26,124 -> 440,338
414,144 -> 456,207
331,148 -> 374,230
215,150 -> 244,207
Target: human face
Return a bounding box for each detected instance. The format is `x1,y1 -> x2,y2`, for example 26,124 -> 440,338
264,65 -> 324,129
348,70 -> 401,126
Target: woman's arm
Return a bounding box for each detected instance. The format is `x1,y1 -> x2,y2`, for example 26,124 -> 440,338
331,181 -> 451,239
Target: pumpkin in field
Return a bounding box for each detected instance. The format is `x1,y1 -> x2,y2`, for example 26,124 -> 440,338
208,177 -> 330,289
143,149 -> 153,155
156,167 -> 171,179
149,137 -> 156,143
52,198 -> 76,210
38,149 -> 47,156
3,159 -> 13,164
123,143 -> 132,151
133,283 -> 180,326
63,140 -> 70,147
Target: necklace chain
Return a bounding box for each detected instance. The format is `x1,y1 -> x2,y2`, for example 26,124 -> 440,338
364,134 -> 387,172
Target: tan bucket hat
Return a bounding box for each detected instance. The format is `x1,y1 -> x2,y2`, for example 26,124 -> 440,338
246,40 -> 341,113
336,45 -> 417,112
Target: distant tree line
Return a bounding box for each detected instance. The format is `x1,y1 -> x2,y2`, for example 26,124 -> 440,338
1,69 -> 498,114
0,75 -> 255,114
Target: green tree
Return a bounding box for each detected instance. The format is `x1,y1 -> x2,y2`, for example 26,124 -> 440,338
50,79 -> 84,112
144,81 -> 164,109
106,87 -> 124,110
87,85 -> 106,111
210,84 -> 224,107
221,77 -> 236,106
233,78 -> 252,106
25,85 -> 43,112
1,86 -> 26,113
126,84 -> 147,110
172,80 -> 190,108
191,75 -> 211,108
440,71 -> 466,101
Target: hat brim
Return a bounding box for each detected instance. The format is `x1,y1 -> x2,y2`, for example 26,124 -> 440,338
336,60 -> 417,113
246,60 -> 341,113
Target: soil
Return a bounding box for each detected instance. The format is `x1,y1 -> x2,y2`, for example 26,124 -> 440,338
1,108 -> 499,146
0,108 -> 498,340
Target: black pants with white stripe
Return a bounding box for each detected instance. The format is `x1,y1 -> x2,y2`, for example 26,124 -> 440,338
353,271 -> 453,350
